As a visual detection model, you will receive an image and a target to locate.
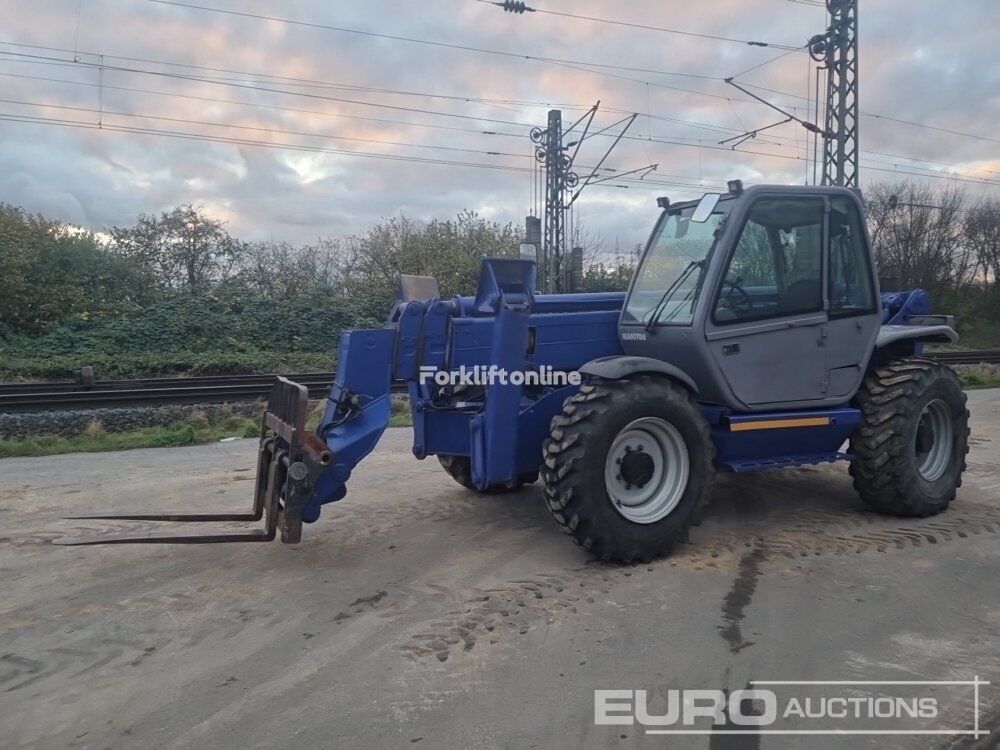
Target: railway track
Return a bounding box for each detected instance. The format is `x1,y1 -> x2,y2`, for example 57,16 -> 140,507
0,350 -> 996,412
920,349 -> 1000,364
0,372 -> 341,412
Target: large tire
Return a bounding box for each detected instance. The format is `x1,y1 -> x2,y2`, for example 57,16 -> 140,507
850,357 -> 969,517
541,375 -> 714,563
437,455 -> 538,493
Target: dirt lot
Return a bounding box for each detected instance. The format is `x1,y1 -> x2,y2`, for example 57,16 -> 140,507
1,390 -> 998,749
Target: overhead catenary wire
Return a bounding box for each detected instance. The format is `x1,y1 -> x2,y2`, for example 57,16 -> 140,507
3,78 -> 996,188
0,44 -> 791,142
142,0 -> 734,82
474,0 -> 805,51
0,69 -> 530,140
3,51 -> 997,188
0,113 -> 537,173
19,40 -> 979,176
0,42 -> 593,112
140,2 -> 998,150
0,108 -> 730,193
737,81 -> 1000,145
0,98 -> 533,158
3,6 -> 995,174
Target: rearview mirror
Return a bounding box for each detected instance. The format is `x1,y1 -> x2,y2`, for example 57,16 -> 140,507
691,193 -> 721,223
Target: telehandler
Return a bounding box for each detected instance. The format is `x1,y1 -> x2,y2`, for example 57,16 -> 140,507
62,182 -> 969,562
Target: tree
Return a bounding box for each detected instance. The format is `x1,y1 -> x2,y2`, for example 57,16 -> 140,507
231,240 -> 340,299
966,197 -> 1000,290
0,204 -> 156,335
109,204 -> 244,290
581,244 -> 640,292
333,210 -> 519,309
865,182 -> 969,300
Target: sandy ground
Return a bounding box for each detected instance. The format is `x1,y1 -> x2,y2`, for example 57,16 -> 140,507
1,391 -> 998,750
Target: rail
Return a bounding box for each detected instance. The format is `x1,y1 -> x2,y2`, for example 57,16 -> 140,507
0,350 -> 996,412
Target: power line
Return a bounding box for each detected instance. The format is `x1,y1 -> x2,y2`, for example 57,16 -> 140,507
5,7 -> 994,182
3,107 -> 996,190
3,52 -> 996,188
0,43 -> 780,140
0,113 -> 536,173
0,98 -> 532,159
0,108 -> 723,195
0,42 -> 591,112
0,70 -> 528,140
6,67 -> 998,188
0,50 -> 545,130
738,81 -> 1000,145
864,111 -> 1000,146
0,54 -> 798,151
142,0 -> 734,82
0,40 -> 796,142
475,0 -> 805,51
728,47 -> 801,80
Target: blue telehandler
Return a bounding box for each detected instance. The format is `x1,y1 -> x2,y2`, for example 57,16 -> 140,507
62,183 -> 970,562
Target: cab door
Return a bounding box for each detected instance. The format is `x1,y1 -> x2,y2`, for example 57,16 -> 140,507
824,194 -> 881,397
704,195 -> 829,407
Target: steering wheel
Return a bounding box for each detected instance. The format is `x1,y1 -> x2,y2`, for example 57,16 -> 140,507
721,279 -> 753,314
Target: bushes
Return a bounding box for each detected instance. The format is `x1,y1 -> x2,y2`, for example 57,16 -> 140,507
0,343 -> 338,380
0,204 -> 523,380
0,287 -> 382,379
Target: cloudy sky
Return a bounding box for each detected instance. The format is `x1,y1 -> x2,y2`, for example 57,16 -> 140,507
0,0 -> 997,251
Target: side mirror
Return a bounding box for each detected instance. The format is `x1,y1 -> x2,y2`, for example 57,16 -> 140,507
691,193 -> 721,223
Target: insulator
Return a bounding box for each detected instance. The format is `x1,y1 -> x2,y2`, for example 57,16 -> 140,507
808,33 -> 828,62
502,0 -> 530,14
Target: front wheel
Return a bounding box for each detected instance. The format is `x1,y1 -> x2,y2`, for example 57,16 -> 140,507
541,376 -> 715,563
850,357 -> 969,517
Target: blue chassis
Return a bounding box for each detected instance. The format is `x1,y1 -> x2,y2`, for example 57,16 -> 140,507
302,259 -> 926,525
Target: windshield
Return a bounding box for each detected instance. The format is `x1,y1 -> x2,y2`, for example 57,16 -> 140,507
623,200 -> 730,326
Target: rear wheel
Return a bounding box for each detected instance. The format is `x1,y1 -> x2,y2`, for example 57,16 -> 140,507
541,376 -> 714,563
437,455 -> 538,493
850,357 -> 969,517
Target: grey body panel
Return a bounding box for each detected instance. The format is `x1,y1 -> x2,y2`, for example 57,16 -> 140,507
579,355 -> 699,394
620,184 -> 883,412
906,314 -> 955,329
876,324 -> 958,348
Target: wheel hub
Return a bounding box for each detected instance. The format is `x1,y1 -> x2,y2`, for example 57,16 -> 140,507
619,447 -> 655,488
604,417 -> 690,524
914,398 -> 954,482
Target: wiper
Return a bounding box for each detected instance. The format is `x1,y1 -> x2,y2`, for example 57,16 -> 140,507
643,260 -> 702,332
661,285 -> 698,324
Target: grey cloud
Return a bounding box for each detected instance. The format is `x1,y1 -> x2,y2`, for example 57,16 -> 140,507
0,0 -> 996,248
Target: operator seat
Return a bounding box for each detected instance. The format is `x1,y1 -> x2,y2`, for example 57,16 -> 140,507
780,279 -> 822,313
779,243 -> 822,314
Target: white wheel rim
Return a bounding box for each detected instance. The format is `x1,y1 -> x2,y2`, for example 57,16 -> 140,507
604,417 -> 690,524
915,399 -> 953,482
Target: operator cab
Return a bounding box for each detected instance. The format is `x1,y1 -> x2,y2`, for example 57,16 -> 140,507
621,183 -> 881,411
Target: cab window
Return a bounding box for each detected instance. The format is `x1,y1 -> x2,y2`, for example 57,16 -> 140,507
714,198 -> 824,324
829,196 -> 876,316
